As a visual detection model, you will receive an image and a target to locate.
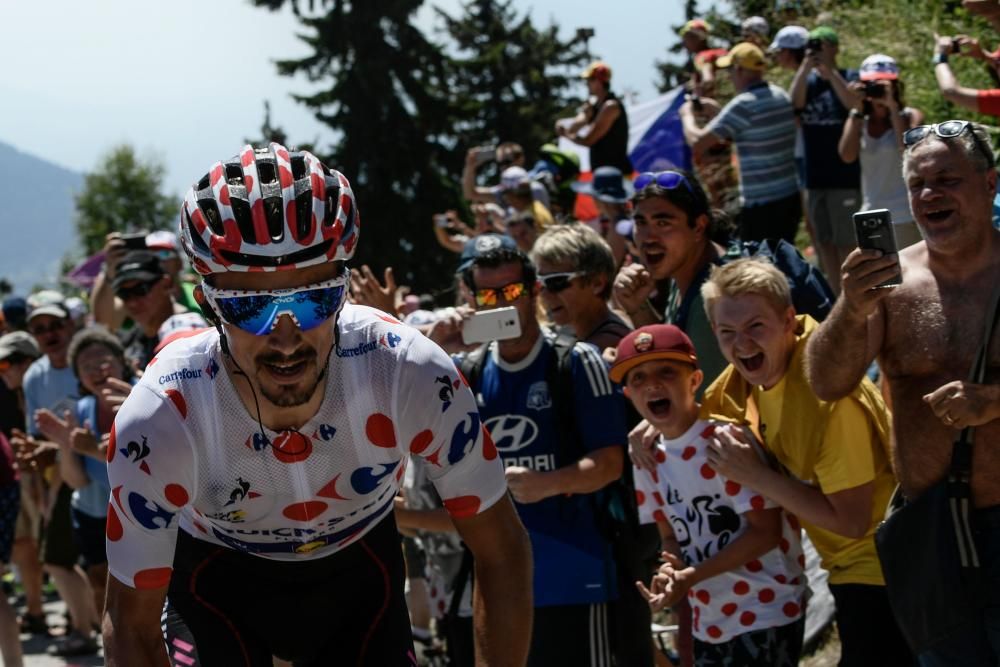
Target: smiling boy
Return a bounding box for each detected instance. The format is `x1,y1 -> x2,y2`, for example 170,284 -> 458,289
698,258 -> 910,666
610,325 -> 805,666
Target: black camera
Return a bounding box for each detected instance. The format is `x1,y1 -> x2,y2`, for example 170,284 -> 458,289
864,81 -> 884,99
806,37 -> 823,52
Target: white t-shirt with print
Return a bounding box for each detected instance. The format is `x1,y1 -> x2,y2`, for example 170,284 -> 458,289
634,419 -> 806,644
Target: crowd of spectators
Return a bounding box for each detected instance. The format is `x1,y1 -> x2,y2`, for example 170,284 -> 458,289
2,2 -> 1000,666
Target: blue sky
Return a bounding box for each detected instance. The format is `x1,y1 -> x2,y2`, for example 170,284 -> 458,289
1,1 -> 686,196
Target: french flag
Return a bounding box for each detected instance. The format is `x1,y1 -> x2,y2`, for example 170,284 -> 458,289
563,85 -> 692,220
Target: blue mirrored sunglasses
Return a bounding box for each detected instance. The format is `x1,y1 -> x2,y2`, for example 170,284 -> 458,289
633,171 -> 693,193
202,270 -> 350,336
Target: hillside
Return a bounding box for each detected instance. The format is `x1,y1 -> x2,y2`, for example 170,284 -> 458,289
0,141 -> 82,295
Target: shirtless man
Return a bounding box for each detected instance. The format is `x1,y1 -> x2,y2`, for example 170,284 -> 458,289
806,120 -> 1000,665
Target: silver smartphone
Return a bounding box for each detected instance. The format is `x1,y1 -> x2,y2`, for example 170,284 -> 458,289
462,307 -> 522,345
853,208 -> 902,288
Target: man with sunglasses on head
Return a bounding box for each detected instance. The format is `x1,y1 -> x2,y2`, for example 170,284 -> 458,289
112,250 -> 206,372
614,170 -> 731,389
102,144 -> 531,667
807,120 -> 1000,665
455,233 -> 626,666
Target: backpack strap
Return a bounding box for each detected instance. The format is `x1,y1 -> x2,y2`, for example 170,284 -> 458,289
458,343 -> 491,394
546,332 -> 582,467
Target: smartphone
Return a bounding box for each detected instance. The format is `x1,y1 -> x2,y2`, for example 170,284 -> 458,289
462,306 -> 522,345
951,37 -> 962,55
120,232 -> 148,250
474,146 -> 496,167
853,208 -> 902,288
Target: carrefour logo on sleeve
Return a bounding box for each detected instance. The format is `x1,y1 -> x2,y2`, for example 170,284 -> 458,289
158,368 -> 203,385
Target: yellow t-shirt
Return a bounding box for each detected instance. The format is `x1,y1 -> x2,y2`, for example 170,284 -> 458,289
753,380 -> 895,586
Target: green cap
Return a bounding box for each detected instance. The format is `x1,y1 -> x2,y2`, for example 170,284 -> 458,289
809,26 -> 838,44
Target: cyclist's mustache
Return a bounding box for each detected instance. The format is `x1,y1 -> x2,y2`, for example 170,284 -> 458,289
256,348 -> 316,366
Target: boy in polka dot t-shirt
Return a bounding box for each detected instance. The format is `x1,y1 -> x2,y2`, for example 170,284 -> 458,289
610,324 -> 806,666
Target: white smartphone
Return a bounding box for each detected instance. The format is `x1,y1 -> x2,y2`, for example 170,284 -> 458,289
462,307 -> 522,345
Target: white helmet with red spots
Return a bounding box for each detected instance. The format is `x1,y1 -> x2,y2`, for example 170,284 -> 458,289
179,143 -> 360,275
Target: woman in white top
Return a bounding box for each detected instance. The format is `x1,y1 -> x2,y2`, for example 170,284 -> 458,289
838,54 -> 925,249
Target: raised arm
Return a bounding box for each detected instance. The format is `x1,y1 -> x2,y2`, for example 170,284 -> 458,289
934,35 -> 983,112
806,248 -> 895,400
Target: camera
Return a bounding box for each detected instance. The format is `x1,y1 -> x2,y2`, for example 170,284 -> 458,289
864,81 -> 884,99
864,218 -> 880,229
951,37 -> 962,55
806,37 -> 823,53
434,214 -> 451,228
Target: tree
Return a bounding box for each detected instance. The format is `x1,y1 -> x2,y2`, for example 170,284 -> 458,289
252,0 -> 463,293
435,0 -> 591,162
74,145 -> 176,255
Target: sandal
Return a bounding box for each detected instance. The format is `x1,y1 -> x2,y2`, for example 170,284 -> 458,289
19,612 -> 49,635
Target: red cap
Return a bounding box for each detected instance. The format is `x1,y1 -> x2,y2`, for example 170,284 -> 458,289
609,324 -> 698,383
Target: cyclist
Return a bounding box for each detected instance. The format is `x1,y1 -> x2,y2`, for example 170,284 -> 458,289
102,144 -> 532,666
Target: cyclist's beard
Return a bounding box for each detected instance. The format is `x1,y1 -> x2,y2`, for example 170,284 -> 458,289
255,347 -> 322,407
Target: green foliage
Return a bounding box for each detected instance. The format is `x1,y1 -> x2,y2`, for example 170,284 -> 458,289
435,0 -> 590,162
73,145 -> 176,255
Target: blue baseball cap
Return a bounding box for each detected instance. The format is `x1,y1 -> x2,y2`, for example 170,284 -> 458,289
572,166 -> 635,204
456,234 -> 519,273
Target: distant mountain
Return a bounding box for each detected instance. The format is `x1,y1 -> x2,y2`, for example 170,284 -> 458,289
0,140 -> 83,295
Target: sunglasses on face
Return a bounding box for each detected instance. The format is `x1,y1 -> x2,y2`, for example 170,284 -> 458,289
633,170 -> 694,193
116,280 -> 158,301
903,120 -> 996,168
201,269 -> 350,336
538,271 -> 586,293
28,321 -> 65,337
474,281 -> 528,308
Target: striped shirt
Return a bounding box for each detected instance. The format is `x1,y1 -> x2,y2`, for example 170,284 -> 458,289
706,81 -> 799,207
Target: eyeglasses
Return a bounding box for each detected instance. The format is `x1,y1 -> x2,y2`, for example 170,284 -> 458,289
633,171 -> 693,193
152,249 -> 178,262
474,281 -> 528,308
903,120 -> 996,168
201,269 -> 350,336
538,271 -> 587,293
115,280 -> 158,301
28,321 -> 65,337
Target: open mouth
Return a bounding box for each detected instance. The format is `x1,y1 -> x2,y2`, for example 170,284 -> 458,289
738,352 -> 765,373
924,208 -> 953,223
642,246 -> 666,266
261,356 -> 311,382
647,397 -> 671,418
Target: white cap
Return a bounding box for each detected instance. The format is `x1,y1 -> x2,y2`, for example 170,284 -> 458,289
769,25 -> 808,51
742,16 -> 769,38
145,230 -> 181,253
859,54 -> 900,81
499,166 -> 531,192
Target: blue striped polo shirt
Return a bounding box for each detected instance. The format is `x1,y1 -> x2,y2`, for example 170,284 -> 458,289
706,81 -> 799,207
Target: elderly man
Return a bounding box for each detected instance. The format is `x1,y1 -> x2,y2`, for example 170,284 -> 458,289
806,120 -> 1000,665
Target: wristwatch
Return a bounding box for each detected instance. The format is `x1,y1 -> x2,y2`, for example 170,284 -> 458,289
849,109 -> 864,119
933,52 -> 949,65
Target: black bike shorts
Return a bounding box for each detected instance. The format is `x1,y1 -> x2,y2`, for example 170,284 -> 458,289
167,513 -> 415,666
